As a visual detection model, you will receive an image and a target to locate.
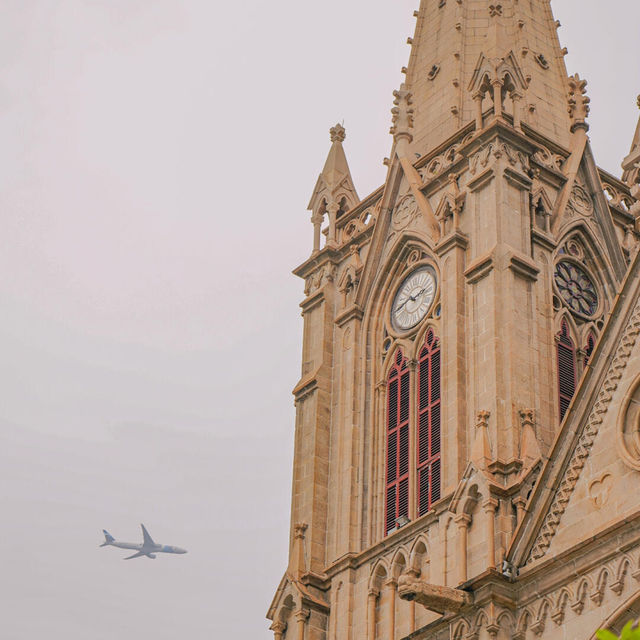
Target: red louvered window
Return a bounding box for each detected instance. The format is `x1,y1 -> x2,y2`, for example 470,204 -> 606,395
557,320 -> 577,422
583,331 -> 596,368
385,349 -> 410,535
416,330 -> 441,516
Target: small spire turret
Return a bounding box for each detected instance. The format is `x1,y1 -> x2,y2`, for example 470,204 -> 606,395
622,96 -> 640,190
308,124 -> 359,254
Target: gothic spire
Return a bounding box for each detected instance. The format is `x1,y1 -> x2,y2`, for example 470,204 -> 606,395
402,0 -> 572,153
308,124 -> 359,252
622,95 -> 640,188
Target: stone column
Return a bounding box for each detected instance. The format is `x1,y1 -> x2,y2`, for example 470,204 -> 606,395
473,92 -> 484,130
492,79 -> 503,118
326,202 -> 340,247
385,579 -> 398,640
513,496 -> 527,526
295,609 -> 309,640
311,212 -> 323,254
271,621 -> 287,640
455,514 -> 471,584
512,91 -> 523,130
367,589 -> 379,640
483,498 -> 499,568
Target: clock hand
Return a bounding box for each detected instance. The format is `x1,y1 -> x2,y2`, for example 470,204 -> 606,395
397,287 -> 429,313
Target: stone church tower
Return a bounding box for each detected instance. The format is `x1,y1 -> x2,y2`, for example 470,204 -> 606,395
268,1 -> 640,638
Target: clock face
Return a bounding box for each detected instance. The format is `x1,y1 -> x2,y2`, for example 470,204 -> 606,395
554,260 -> 599,317
391,267 -> 437,331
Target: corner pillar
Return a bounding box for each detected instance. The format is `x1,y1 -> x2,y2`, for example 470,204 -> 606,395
294,609 -> 310,640
311,212 -> 323,254
455,514 -> 472,584
367,589 -> 379,640
483,498 -> 499,568
271,621 -> 287,640
385,579 -> 398,640
491,79 -> 504,119
326,202 -> 339,247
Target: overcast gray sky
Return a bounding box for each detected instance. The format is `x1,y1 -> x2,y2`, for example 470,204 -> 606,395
0,1 -> 638,638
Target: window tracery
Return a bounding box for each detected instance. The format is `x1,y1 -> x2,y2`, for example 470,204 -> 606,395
417,330 -> 441,517
385,330 -> 442,536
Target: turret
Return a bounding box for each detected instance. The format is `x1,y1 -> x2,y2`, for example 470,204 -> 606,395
307,124 -> 359,254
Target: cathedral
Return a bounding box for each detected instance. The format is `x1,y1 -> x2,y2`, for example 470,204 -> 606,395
267,1 -> 640,638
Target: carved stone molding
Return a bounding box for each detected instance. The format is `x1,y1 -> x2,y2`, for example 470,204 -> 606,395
469,141 -> 529,176
528,298 -> 640,562
391,195 -> 418,231
617,373 -> 640,472
566,182 -> 594,218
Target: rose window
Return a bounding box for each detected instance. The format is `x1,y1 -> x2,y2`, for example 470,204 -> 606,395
554,260 -> 599,317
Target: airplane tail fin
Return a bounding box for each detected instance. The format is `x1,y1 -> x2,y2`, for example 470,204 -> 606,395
101,529 -> 115,547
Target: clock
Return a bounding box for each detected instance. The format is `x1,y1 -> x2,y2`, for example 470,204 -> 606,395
554,260 -> 599,318
391,266 -> 437,331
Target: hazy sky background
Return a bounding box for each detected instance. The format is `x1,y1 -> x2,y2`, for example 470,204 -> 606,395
0,1 -> 638,638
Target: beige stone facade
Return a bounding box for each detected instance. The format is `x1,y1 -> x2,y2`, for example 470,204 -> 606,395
268,1 -> 640,638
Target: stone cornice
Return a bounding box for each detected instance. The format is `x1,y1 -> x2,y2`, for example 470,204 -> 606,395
299,288 -> 326,314
293,248 -> 341,281
435,230 -> 469,256
464,250 -> 495,284
334,304 -> 364,328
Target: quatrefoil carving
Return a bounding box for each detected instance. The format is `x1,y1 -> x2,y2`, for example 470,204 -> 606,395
489,4 -> 503,17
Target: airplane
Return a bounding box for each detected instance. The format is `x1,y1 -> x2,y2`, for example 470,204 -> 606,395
100,524 -> 188,560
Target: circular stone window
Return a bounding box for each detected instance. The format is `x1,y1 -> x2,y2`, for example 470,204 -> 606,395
554,260 -> 599,318
617,375 -> 640,472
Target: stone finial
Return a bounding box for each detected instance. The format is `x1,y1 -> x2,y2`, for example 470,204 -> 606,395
291,522 -> 308,578
476,410 -> 491,429
330,123 -> 346,143
519,408 -> 541,470
519,408 -> 535,430
390,85 -> 415,142
470,410 -> 492,469
567,74 -> 590,132
622,95 -> 640,189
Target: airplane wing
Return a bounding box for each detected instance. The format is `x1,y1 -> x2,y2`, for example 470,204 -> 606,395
124,552 -> 146,560
140,524 -> 155,547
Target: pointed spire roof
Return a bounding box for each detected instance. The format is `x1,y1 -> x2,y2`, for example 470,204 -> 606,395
308,124 -> 359,213
622,95 -> 640,187
402,0 -> 572,153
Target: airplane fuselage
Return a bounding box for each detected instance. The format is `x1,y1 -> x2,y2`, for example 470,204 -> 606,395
100,525 -> 187,560
110,541 -> 187,554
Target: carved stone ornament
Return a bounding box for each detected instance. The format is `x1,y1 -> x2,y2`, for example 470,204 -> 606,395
397,573 -> 471,614
617,374 -> 640,471
553,260 -> 599,318
567,183 -> 594,217
392,195 -> 418,231
469,141 -> 529,176
330,123 -> 346,143
568,73 -> 590,131
588,472 -> 613,509
390,87 -> 414,141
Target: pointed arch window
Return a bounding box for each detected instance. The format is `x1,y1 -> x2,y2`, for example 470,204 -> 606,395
583,331 -> 596,368
416,330 -> 441,516
557,319 -> 577,422
385,349 -> 410,535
